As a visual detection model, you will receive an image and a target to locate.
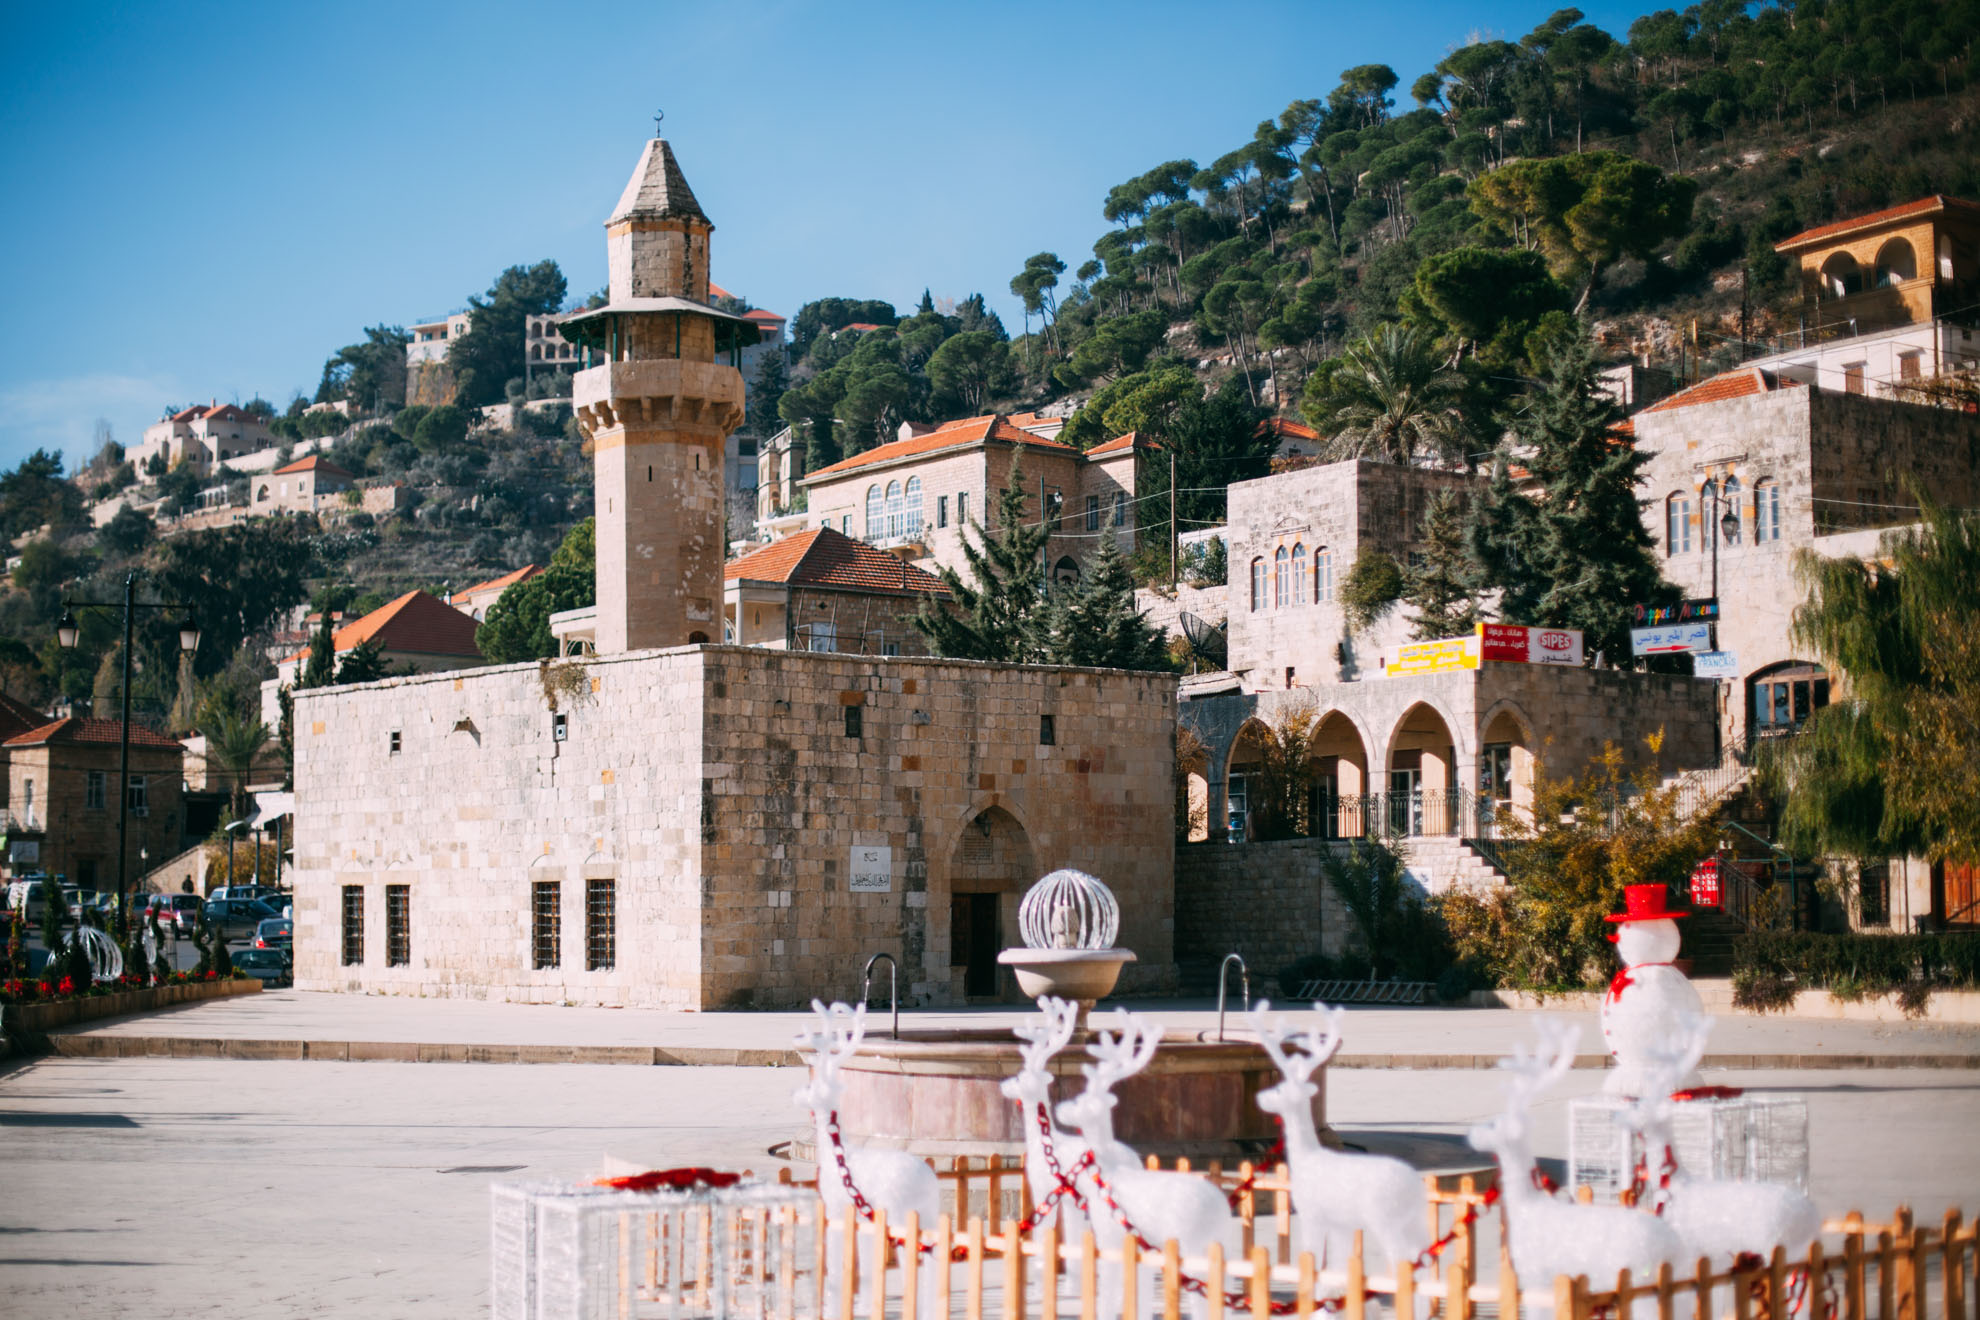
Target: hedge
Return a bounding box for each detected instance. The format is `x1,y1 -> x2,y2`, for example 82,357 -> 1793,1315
1731,930 -> 1980,1014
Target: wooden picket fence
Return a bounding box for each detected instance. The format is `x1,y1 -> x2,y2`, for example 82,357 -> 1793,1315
581,1159 -> 1972,1320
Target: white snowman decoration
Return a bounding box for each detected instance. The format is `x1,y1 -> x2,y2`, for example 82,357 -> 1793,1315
1599,884 -> 1706,1097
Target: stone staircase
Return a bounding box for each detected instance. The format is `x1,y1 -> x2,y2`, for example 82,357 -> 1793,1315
1681,906 -> 1744,977
1404,835 -> 1507,891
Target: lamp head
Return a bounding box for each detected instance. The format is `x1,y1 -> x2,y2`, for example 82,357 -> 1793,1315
57,610 -> 81,649
178,614 -> 201,655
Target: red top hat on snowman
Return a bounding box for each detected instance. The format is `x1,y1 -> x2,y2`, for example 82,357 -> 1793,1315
1605,882 -> 1691,923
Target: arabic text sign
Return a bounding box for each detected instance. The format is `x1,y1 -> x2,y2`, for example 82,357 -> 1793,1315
848,846 -> 892,893
1631,622 -> 1712,655
1477,622 -> 1585,667
1391,635 -> 1476,676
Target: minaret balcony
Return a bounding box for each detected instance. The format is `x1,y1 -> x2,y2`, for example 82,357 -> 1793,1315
573,359 -> 745,438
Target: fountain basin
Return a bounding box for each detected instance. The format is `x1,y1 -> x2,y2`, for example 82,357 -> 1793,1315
830,1027 -> 1325,1159
995,948 -> 1135,1003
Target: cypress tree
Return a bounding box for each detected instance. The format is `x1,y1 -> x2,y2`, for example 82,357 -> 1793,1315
1465,455 -> 1542,624
299,609 -> 336,689
1029,534 -> 1173,671
1405,489 -> 1482,639
911,456 -> 1050,662
1470,331 -> 1667,662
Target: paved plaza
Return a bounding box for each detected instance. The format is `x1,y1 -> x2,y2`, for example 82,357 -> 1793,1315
3,994 -> 1977,1319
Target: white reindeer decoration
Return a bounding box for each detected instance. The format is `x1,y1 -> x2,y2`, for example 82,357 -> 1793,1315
795,1000 -> 941,1313
1469,1020 -> 1686,1287
1621,1020 -> 1822,1270
999,996 -> 1115,1240
1249,1000 -> 1430,1275
1056,1009 -> 1236,1319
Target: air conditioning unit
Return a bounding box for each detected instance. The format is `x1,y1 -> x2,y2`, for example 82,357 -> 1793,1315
131,806 -> 150,819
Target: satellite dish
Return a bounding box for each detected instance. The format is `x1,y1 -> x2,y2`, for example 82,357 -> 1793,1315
1178,612 -> 1227,669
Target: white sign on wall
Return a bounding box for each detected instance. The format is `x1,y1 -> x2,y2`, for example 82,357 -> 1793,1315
7,840 -> 38,865
848,845 -> 893,893
1693,650 -> 1740,679
1631,623 -> 1713,656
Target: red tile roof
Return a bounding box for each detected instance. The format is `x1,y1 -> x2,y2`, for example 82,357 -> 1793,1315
1259,416 -> 1321,442
1773,195 -> 1980,253
0,691 -> 47,743
203,404 -> 257,424
273,454 -> 355,478
1640,367 -> 1801,416
457,564 -> 541,600
282,590 -> 481,665
742,309 -> 785,322
839,322 -> 884,333
726,528 -> 947,597
709,281 -> 734,301
169,405 -> 212,422
1086,431 -> 1153,457
4,718 -> 183,751
804,414 -> 1076,481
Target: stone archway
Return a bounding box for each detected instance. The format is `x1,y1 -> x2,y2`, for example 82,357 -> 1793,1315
1178,724 -> 1211,844
1308,709 -> 1371,839
1477,704 -> 1537,829
1224,718 -> 1273,841
1386,702 -> 1458,836
943,805 -> 1037,1000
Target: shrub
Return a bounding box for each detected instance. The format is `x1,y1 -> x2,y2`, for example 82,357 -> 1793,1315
1731,929 -> 1980,1015
1731,965 -> 1798,1013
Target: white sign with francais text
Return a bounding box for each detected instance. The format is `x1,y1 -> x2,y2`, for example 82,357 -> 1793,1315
1693,650 -> 1740,679
848,845 -> 893,893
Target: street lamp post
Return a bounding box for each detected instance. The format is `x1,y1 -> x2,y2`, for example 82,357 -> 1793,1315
1703,483 -> 1740,754
57,573 -> 199,938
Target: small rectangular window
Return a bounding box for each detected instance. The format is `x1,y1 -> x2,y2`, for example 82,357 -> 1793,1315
845,704 -> 863,738
389,730 -> 401,754
841,515 -> 851,535
532,881 -> 561,970
1113,492 -> 1126,527
1046,489 -> 1063,532
1843,362 -> 1866,395
385,885 -> 410,966
85,770 -> 105,810
586,878 -> 616,971
936,496 -> 949,528
341,886 -> 364,966
958,492 -> 969,526
1040,713 -> 1055,746
1085,495 -> 1100,531
127,775 -> 149,816
1898,351 -> 1921,381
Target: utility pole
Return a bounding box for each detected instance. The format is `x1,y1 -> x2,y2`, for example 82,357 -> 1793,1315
1169,448 -> 1178,591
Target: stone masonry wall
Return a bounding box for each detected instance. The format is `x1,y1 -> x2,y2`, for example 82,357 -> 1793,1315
1174,840 -> 1350,979
291,646 -> 1177,1010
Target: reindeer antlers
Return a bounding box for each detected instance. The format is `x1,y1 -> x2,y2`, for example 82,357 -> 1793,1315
797,999 -> 867,1063
1248,999 -> 1345,1082
1013,996 -> 1079,1072
1498,1018 -> 1580,1103
1083,1008 -> 1160,1091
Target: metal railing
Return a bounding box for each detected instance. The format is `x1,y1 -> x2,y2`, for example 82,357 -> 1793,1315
1300,788 -> 1507,841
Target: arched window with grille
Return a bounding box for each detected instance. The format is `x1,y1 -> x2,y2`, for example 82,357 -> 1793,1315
1290,544 -> 1307,605
1250,558 -> 1267,612
1754,479 -> 1781,543
865,485 -> 884,539
1273,546 -> 1290,608
1699,479 -> 1719,550
903,477 -> 922,539
885,481 -> 904,539
1666,493 -> 1692,556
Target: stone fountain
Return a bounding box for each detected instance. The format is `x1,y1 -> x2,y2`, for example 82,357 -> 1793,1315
824,869 -> 1328,1159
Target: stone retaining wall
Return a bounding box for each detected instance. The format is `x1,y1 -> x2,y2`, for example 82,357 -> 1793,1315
1175,838 -> 1350,980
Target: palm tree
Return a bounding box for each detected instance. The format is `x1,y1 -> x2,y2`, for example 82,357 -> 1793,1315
200,707 -> 273,822
1303,324 -> 1469,467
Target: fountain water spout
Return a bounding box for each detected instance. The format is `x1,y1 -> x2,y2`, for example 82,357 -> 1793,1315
1217,952 -> 1249,1041
861,952 -> 898,1039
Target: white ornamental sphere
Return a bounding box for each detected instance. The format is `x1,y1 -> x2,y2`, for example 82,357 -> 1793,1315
1018,869 -> 1120,951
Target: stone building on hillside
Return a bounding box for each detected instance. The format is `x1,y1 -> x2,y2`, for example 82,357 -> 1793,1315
723,526 -> 946,655
289,136 -> 1176,1010
798,414 -> 1148,586
133,402 -> 277,477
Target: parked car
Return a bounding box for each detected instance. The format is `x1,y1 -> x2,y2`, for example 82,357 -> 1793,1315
144,893 -> 204,935
6,878 -> 50,916
203,898 -> 282,941
253,918 -> 292,950
234,947 -> 291,987
210,885 -> 281,906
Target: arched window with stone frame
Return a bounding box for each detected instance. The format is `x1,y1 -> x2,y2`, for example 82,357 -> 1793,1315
1753,479 -> 1781,543
885,481 -> 904,539
1313,547 -> 1334,602
865,485 -> 884,539
903,477 -> 923,539
1290,543 -> 1307,606
1699,479 -> 1719,551
1666,492 -> 1692,556
1250,557 -> 1267,612
1273,546 -> 1289,608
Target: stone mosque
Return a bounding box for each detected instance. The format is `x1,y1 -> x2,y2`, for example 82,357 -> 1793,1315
290,138 -> 1178,1009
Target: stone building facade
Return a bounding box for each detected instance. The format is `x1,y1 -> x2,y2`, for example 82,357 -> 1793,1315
1630,370 -> 1980,744
290,646 -> 1175,1008
0,718 -> 186,890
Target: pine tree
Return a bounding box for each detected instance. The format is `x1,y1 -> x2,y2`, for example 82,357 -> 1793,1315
1029,534 -> 1173,671
1469,331 -> 1667,661
1405,489 -> 1481,639
299,610 -> 335,689
911,457 -> 1049,662
1465,455 -> 1542,625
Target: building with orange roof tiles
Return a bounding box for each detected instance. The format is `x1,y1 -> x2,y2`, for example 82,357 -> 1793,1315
451,565 -> 543,621
799,413 -> 1144,585
723,526 -> 946,654
271,590 -> 484,689
133,398 -> 279,478
1,716 -> 185,890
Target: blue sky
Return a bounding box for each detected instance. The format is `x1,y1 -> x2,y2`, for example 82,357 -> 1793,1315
0,0 -> 1647,474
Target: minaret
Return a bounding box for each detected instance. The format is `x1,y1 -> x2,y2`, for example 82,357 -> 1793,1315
563,138 -> 756,653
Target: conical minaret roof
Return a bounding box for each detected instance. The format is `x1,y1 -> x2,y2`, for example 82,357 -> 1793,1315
607,138 -> 711,227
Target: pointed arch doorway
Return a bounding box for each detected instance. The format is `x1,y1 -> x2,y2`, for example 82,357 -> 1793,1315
946,806 -> 1036,1000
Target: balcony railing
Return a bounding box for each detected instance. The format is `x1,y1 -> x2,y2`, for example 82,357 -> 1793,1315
1235,788 -> 1511,842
